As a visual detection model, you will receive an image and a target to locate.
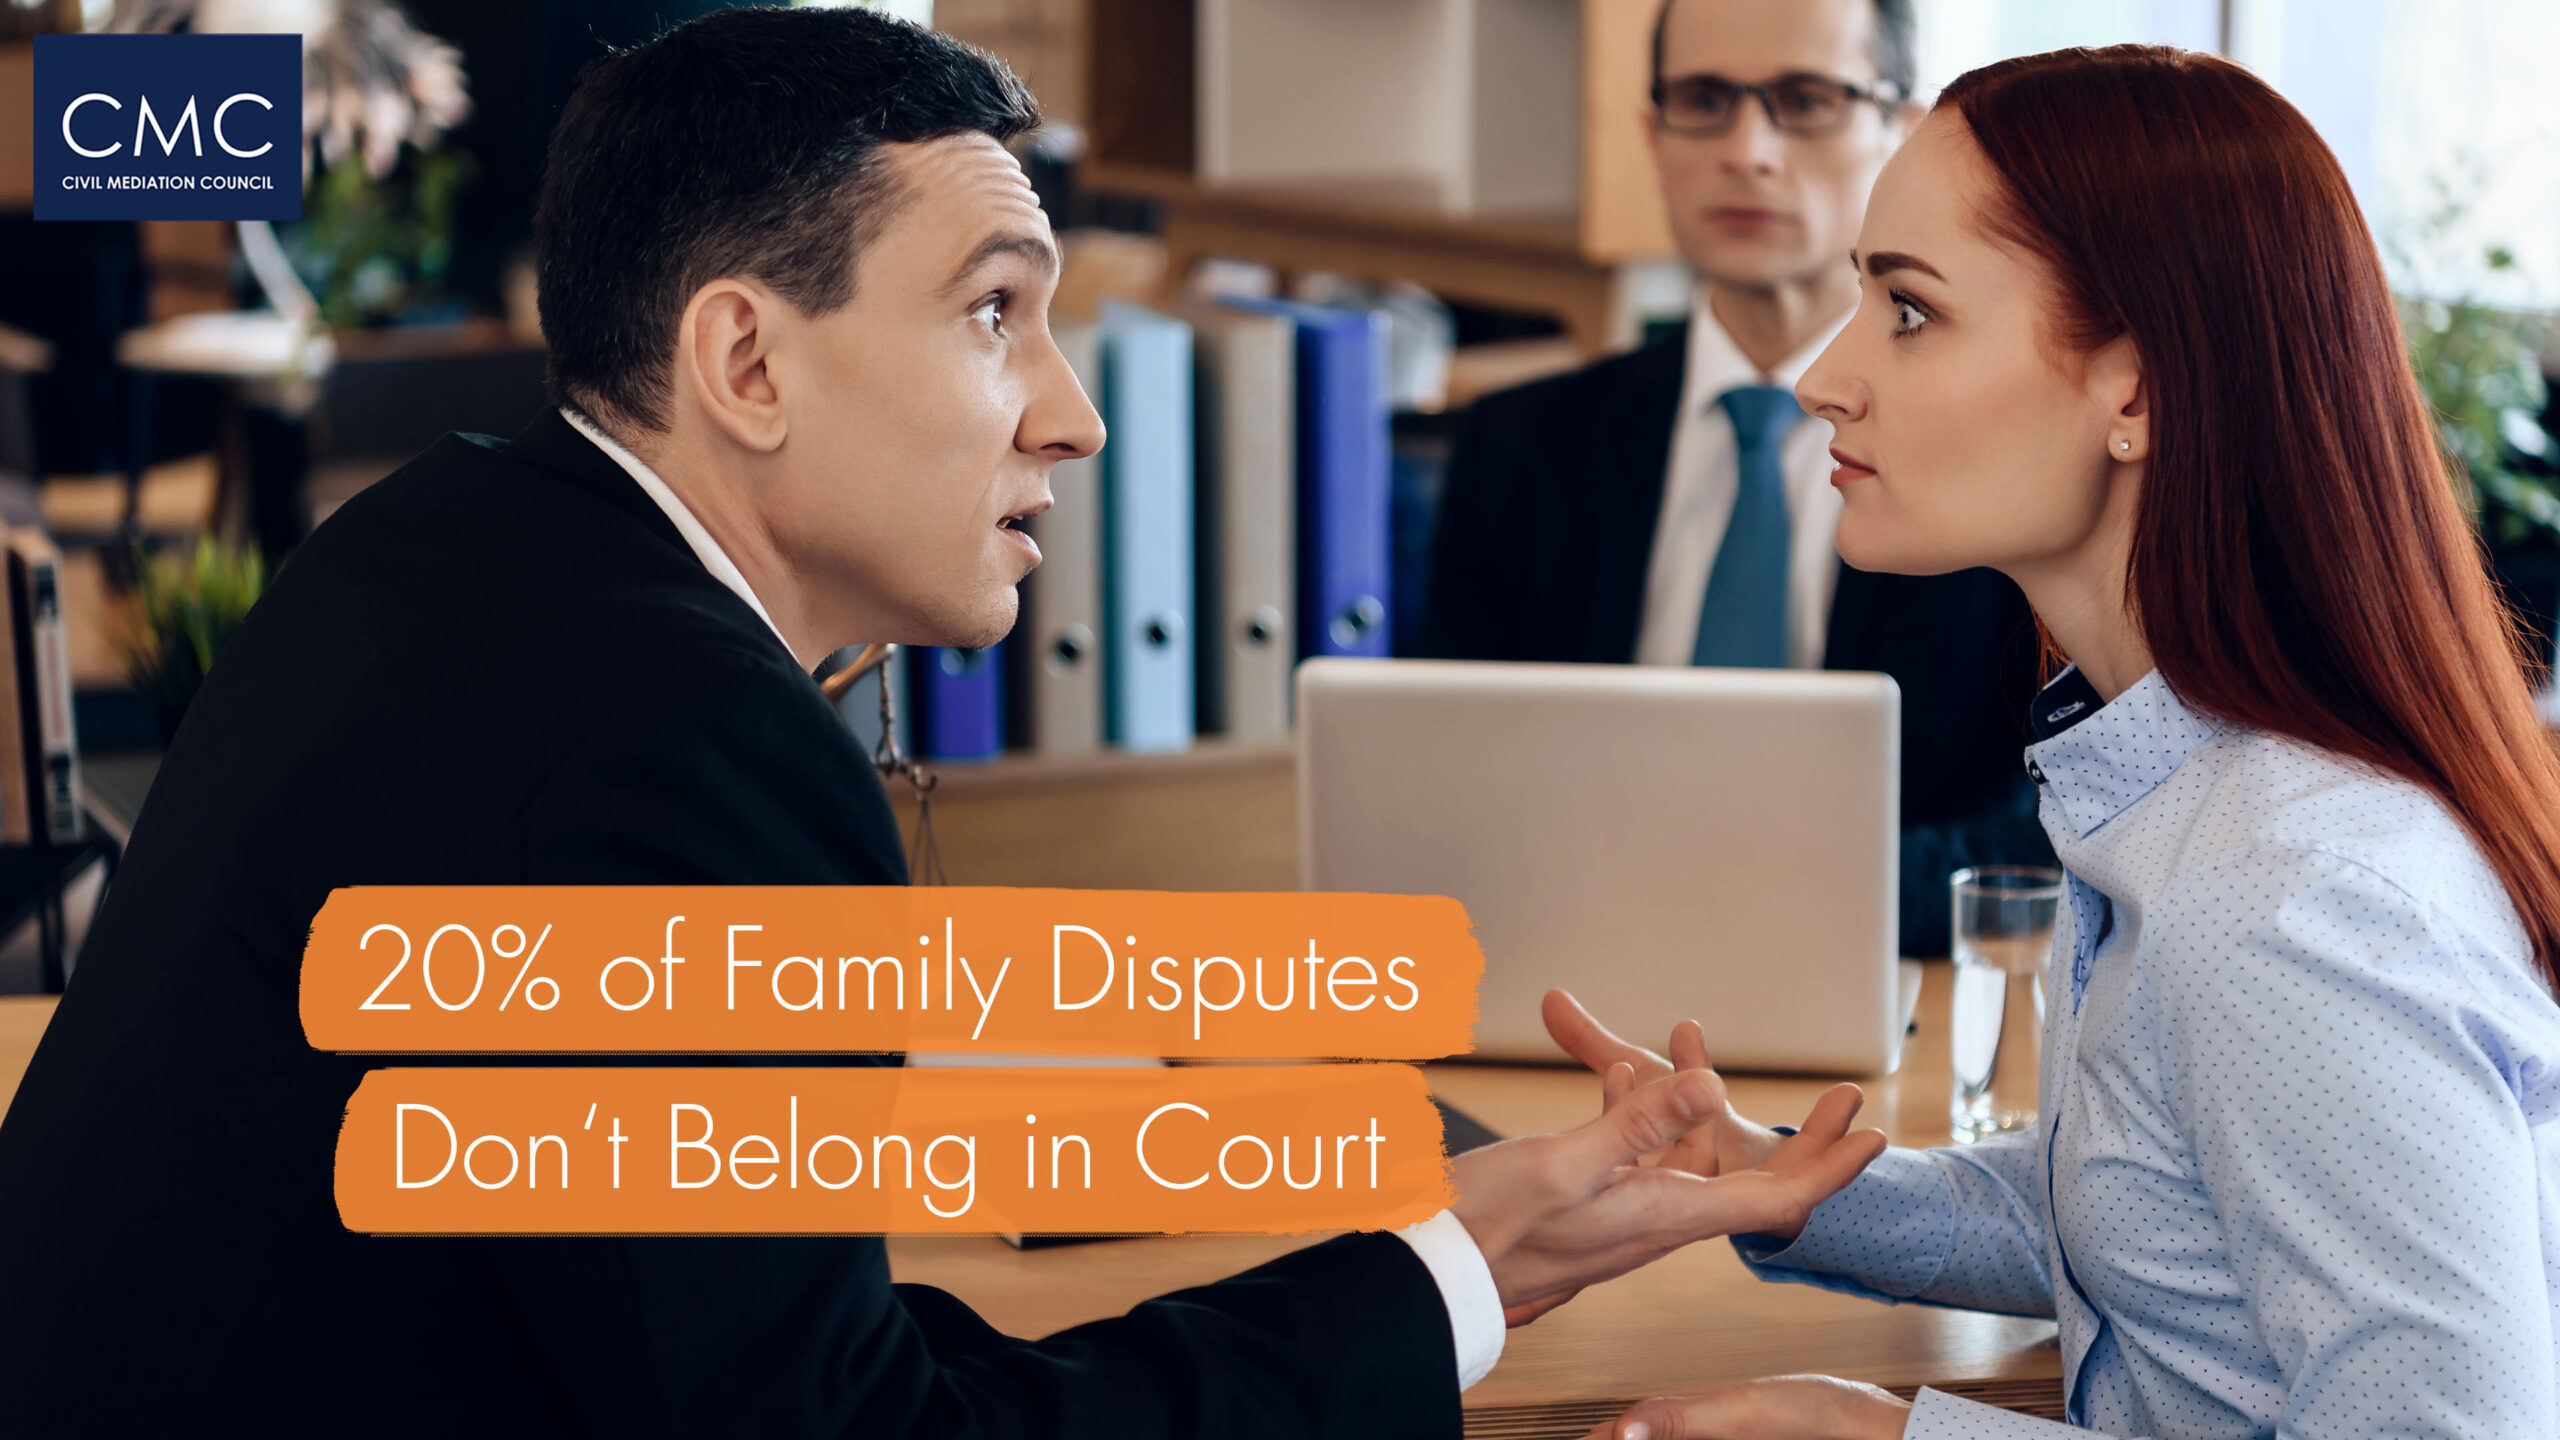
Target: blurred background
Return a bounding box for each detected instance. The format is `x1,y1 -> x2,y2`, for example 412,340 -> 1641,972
0,0 -> 2554,982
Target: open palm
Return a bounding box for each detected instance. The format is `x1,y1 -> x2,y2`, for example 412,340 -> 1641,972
1542,988 -> 1821,1185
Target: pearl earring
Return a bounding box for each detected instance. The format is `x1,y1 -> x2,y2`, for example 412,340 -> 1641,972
2117,439 -> 2132,452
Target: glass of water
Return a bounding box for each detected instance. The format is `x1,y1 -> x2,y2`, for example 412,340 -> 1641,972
1949,865 -> 2063,1144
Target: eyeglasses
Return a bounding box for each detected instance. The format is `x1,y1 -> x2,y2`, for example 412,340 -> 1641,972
1651,72 -> 1906,138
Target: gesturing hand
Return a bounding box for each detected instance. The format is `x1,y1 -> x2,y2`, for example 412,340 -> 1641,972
1543,988 -> 1846,1219
1447,1068 -> 1885,1326
1583,1375 -> 1913,1440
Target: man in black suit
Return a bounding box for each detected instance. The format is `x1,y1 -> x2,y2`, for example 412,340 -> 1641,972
1417,0 -> 2051,955
0,10 -> 1885,1436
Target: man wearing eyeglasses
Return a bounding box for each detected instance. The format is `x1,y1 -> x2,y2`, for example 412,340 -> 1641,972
1415,0 -> 2053,956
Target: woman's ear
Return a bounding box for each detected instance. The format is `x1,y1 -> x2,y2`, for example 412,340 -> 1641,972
2093,338 -> 2149,463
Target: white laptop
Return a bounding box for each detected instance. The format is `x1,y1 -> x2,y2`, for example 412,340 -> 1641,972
1297,659 -> 1904,1075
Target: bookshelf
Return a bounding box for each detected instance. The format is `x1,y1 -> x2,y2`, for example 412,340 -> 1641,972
1076,0 -> 1683,356
913,1 -> 1698,786
1087,162 -> 1650,357
1195,0 -> 1580,216
938,0 -> 1094,128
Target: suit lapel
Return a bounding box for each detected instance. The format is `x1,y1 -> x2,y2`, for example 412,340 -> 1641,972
504,407 -> 694,559
501,407 -> 811,675
1582,326 -> 1688,662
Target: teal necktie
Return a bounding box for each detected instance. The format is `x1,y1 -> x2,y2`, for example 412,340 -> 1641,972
1690,385 -> 1803,668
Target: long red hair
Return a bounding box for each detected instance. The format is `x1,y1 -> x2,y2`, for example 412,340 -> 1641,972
1943,46 -> 2560,987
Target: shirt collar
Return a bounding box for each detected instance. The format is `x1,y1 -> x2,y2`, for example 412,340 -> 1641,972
559,406 -> 793,658
2025,666 -> 2225,840
1682,285 -> 1852,409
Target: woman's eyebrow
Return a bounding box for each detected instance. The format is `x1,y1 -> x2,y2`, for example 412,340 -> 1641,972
1854,248 -> 1947,282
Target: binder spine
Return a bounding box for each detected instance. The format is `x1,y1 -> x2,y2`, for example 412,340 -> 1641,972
909,644 -> 1004,762
1100,303 -> 1196,754
1200,310 -> 1294,740
1026,320 -> 1105,754
1299,310 -> 1392,660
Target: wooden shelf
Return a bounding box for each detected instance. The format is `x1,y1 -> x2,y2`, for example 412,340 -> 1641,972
1087,164 -> 1589,258
1085,161 -> 1666,356
1075,0 -> 1682,357
1194,0 -> 1581,217
902,735 -> 1292,798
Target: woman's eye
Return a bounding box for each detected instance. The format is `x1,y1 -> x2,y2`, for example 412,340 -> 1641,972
1888,292 -> 1929,338
971,294 -> 1007,335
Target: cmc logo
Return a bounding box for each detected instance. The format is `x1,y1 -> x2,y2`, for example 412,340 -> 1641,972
34,33 -> 302,222
59,90 -> 279,160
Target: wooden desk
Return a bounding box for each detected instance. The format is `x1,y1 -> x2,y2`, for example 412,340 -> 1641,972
887,962 -> 2060,1424
0,970 -> 2060,1429
885,739 -> 1299,892
0,994 -> 49,1111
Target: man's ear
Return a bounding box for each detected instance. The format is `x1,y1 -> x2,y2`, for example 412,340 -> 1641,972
676,279 -> 789,454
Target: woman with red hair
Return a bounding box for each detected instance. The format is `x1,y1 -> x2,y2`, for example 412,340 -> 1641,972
1562,44 -> 2560,1440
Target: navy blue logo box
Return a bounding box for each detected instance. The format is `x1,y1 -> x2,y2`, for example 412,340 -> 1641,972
35,33 -> 303,222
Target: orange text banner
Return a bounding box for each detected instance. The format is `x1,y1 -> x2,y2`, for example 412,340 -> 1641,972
335,1064 -> 1452,1236
301,887 -> 1482,1057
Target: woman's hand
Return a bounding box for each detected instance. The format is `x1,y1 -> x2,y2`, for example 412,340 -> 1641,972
1582,1375 -> 1914,1440
1544,989 -> 1855,1239
1451,1078 -> 1885,1327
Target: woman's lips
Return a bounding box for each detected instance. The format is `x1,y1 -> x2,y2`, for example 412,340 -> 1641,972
1828,446 -> 1877,487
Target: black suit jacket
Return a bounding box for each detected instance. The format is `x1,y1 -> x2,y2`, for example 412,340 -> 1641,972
0,411 -> 1457,1438
1416,327 -> 2053,955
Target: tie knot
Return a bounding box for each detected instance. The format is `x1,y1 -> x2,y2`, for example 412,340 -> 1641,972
1718,385 -> 1802,448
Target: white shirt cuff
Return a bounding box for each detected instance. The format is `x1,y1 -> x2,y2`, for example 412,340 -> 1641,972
1905,1387 -> 2082,1437
1393,1209 -> 1506,1391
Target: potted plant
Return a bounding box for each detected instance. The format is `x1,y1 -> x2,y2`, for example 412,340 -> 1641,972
2395,198 -> 2560,685
122,536 -> 270,744
106,0 -> 474,334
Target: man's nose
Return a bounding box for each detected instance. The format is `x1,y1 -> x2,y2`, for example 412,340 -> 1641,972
1719,101 -> 1789,172
1029,343 -> 1105,460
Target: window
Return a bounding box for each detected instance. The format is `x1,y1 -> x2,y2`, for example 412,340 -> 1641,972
1912,0 -> 2559,307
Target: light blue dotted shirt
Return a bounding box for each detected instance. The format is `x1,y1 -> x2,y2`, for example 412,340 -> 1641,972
1737,667 -> 2560,1437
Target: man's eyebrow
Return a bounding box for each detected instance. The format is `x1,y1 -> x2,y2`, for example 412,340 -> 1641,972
1857,249 -> 1946,282
1665,68 -> 1866,87
939,231 -> 1059,297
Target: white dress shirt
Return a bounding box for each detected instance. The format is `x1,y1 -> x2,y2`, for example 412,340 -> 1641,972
560,407 -> 1508,1391
1631,295 -> 1851,670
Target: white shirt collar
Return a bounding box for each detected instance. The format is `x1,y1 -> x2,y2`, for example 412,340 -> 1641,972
558,406 -> 793,657
1681,285 -> 1852,406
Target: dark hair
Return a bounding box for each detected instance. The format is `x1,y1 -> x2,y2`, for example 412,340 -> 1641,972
534,6 -> 1040,432
1650,0 -> 1917,98
1941,46 -> 2560,987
